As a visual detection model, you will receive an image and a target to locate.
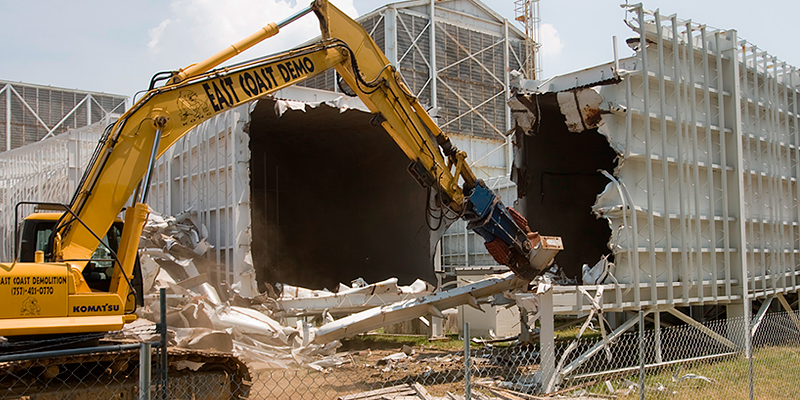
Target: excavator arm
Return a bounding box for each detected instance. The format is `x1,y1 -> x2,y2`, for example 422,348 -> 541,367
312,1 -> 557,280
58,41 -> 349,297
1,0 -> 557,337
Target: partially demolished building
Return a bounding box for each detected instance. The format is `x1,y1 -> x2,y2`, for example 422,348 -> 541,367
143,0 -> 533,297
1,0 -> 799,395
510,5 -> 800,388
511,5 -> 800,314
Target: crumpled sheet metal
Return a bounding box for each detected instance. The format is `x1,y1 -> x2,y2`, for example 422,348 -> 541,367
138,211 -> 533,372
508,86 -> 607,137
276,277 -> 434,316
273,96 -> 366,117
313,272 -> 527,344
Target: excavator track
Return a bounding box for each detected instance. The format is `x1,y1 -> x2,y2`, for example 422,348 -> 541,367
0,340 -> 250,400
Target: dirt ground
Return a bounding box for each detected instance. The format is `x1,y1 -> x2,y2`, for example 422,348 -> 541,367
248,337 -> 540,399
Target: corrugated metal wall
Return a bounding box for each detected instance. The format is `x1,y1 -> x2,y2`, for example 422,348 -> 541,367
0,81 -> 126,152
0,124 -> 104,261
147,105 -> 253,294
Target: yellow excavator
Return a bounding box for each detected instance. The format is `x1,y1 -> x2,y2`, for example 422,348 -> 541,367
1,0 -> 558,393
2,0 -> 553,340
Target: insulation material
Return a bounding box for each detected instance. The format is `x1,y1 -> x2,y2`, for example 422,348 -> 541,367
510,4 -> 800,307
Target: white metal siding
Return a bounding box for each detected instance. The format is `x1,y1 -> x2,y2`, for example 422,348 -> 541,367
0,124 -> 104,261
147,104 -> 253,295
585,6 -> 800,308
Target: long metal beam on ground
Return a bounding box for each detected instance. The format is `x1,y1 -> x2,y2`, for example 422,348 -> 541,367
313,272 -> 527,344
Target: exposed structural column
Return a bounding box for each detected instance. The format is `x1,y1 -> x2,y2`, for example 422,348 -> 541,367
384,6 -> 398,66
429,0 -> 437,109
539,288 -> 555,392
503,20 -> 513,177
4,85 -> 10,152
727,28 -> 752,354
427,0 -> 444,340
86,94 -> 92,126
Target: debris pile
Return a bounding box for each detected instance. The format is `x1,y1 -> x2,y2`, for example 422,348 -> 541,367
132,211 -> 343,370
130,211 -> 527,374
275,276 -> 435,318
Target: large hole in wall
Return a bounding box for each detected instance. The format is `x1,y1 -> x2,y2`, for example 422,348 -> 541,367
248,99 -> 435,291
514,92 -> 618,281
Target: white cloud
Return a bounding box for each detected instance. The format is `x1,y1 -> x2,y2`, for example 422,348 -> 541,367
149,0 -> 358,68
147,19 -> 172,54
539,23 -> 563,57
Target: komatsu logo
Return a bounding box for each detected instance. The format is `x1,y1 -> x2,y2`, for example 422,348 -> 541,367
73,304 -> 119,313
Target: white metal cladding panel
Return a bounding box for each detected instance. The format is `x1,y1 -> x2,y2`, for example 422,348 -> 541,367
588,6 -> 800,304
0,124 -> 104,260
147,105 -> 252,293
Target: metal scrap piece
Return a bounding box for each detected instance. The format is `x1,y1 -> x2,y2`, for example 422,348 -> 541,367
313,272 -> 527,344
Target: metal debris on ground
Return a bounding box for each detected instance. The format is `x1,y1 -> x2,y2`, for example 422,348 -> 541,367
314,272 -> 528,344
134,210 -> 537,375
338,383 -> 434,400
274,277 -> 434,318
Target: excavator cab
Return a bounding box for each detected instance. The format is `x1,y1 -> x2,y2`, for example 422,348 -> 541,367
17,211 -> 144,304
19,213 -> 122,292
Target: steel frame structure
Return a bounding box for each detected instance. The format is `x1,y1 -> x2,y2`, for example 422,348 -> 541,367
0,80 -> 127,152
514,4 -> 800,390
513,0 -> 541,79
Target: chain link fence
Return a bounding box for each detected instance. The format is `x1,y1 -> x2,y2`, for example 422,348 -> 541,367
1,307 -> 798,399
0,338 -> 151,400
525,309 -> 800,400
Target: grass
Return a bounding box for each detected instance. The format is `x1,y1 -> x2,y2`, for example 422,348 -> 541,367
572,346 -> 800,399
553,325 -> 603,341
342,325 -> 605,353
338,332 -> 799,399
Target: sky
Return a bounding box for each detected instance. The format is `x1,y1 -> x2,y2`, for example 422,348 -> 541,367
1,0 -> 797,98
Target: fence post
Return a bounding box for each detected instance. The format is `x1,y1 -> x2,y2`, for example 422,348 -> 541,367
638,309 -> 645,400
158,287 -> 168,400
464,322 -> 471,400
748,310 -> 754,400
539,288 -> 556,393
139,342 -> 151,400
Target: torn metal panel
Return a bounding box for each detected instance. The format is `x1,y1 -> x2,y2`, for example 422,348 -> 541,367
313,272 -> 527,344
276,277 -> 434,317
509,84 -> 619,280
510,4 -> 800,312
